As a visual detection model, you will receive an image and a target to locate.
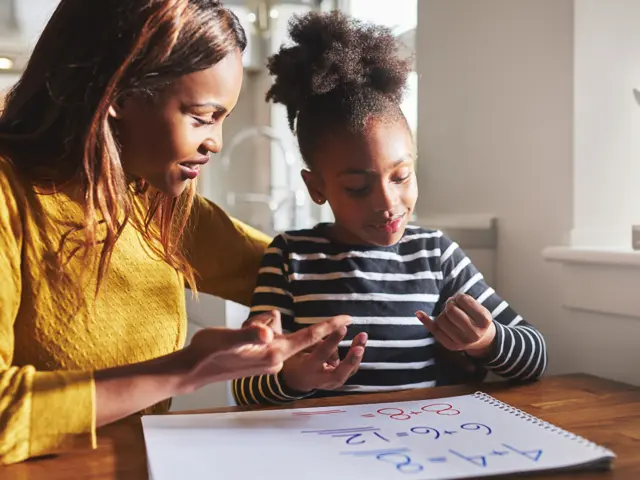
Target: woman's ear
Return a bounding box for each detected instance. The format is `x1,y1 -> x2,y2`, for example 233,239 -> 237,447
301,169 -> 326,205
108,104 -> 122,119
108,94 -> 127,119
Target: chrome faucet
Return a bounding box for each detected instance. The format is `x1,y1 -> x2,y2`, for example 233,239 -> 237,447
218,125 -> 308,234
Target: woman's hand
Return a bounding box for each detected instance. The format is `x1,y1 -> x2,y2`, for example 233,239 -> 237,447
94,311 -> 353,427
416,294 -> 496,358
180,311 -> 355,392
280,328 -> 368,393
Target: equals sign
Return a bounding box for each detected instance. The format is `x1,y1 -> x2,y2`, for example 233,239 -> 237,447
361,414 -> 376,418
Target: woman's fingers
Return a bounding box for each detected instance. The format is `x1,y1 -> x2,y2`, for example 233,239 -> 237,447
242,310 -> 283,335
276,315 -> 352,360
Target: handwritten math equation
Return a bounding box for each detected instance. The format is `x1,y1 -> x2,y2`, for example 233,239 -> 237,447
298,403 -> 543,475
338,444 -> 543,475
291,402 -> 460,420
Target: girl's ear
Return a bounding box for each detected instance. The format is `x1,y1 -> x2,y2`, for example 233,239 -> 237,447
301,169 -> 326,205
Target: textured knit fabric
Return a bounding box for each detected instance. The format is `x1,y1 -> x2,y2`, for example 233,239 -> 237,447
0,157 -> 270,464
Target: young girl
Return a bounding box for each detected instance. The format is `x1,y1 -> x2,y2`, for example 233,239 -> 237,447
233,11 -> 547,405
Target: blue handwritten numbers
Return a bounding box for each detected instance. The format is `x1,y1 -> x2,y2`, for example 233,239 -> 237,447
376,452 -> 424,474
449,444 -> 544,469
460,423 -> 492,435
449,449 -> 488,468
409,426 -> 440,440
341,449 -> 424,475
503,444 -> 543,462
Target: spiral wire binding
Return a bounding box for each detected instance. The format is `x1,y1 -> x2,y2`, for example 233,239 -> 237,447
472,392 -> 615,458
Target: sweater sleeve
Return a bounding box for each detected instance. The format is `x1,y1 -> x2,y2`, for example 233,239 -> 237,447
232,235 -> 314,405
183,195 -> 271,306
436,233 -> 548,382
0,160 -> 96,465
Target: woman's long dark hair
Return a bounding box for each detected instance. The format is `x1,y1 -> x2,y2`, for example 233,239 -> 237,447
0,0 -> 246,293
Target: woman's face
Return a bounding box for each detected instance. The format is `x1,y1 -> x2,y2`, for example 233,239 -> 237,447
113,49 -> 243,197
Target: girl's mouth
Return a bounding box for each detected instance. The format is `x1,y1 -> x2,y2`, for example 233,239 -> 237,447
374,213 -> 406,234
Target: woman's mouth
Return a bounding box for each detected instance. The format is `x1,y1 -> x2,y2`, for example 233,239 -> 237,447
178,157 -> 208,180
179,163 -> 200,180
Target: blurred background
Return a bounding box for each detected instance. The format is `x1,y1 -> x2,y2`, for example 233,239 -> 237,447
1,0 -> 639,409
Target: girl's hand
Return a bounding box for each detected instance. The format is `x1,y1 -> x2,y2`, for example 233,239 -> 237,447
280,329 -> 368,393
416,294 -> 496,358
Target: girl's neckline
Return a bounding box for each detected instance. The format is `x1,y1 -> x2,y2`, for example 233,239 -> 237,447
311,222 -> 409,251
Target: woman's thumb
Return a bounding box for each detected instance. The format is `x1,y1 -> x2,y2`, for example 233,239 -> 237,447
221,324 -> 274,348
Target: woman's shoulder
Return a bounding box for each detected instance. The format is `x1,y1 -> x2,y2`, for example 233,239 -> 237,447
0,154 -> 28,231
0,154 -> 18,179
0,155 -> 24,202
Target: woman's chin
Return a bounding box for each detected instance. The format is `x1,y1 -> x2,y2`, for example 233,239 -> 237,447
146,177 -> 192,197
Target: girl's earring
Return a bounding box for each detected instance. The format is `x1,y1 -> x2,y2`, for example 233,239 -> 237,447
314,197 -> 326,205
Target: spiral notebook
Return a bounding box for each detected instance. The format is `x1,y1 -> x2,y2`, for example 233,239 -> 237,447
142,392 -> 615,480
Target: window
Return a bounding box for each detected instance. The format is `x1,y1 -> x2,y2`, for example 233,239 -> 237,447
347,0 -> 418,137
266,0 -> 419,227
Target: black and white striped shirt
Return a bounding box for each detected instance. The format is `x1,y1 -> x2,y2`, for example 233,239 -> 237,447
232,225 -> 547,405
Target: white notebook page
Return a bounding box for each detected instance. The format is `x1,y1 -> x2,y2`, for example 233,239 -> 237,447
142,392 -> 615,480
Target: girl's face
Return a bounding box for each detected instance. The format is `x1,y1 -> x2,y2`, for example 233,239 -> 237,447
303,118 -> 418,247
112,50 -> 243,197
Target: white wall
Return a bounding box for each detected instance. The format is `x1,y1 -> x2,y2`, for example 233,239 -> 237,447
573,0 -> 640,247
416,0 -> 575,375
14,0 -> 59,44
555,0 -> 640,385
0,72 -> 18,94
416,0 -> 640,385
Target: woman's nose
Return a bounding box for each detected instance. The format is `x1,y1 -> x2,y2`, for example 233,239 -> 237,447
201,135 -> 221,155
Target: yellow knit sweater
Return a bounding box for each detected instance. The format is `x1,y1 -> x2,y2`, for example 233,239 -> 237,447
0,158 -> 270,464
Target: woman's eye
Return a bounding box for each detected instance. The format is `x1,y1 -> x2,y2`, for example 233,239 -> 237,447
393,171 -> 412,183
192,116 -> 215,126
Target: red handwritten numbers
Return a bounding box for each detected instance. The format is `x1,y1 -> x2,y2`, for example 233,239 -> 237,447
372,403 -> 460,421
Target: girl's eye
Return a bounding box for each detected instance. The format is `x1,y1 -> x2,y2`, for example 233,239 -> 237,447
345,185 -> 370,197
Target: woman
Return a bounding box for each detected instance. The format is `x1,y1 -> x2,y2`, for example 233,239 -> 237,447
0,0 -> 354,465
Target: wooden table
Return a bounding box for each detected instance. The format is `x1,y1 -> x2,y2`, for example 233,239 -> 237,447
6,373 -> 640,479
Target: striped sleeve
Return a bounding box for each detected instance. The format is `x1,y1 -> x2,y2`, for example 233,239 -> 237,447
437,234 -> 547,382
232,235 -> 312,406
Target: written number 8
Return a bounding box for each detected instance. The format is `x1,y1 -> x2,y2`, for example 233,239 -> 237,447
377,408 -> 412,421
421,403 -> 460,416
376,453 -> 424,474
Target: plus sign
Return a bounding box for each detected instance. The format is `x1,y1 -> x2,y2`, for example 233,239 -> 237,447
410,411 -> 422,415
444,430 -> 457,435
491,450 -> 509,456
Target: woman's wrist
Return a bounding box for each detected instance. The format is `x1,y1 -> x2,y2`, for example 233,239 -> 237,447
94,348 -> 195,427
166,346 -> 205,395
